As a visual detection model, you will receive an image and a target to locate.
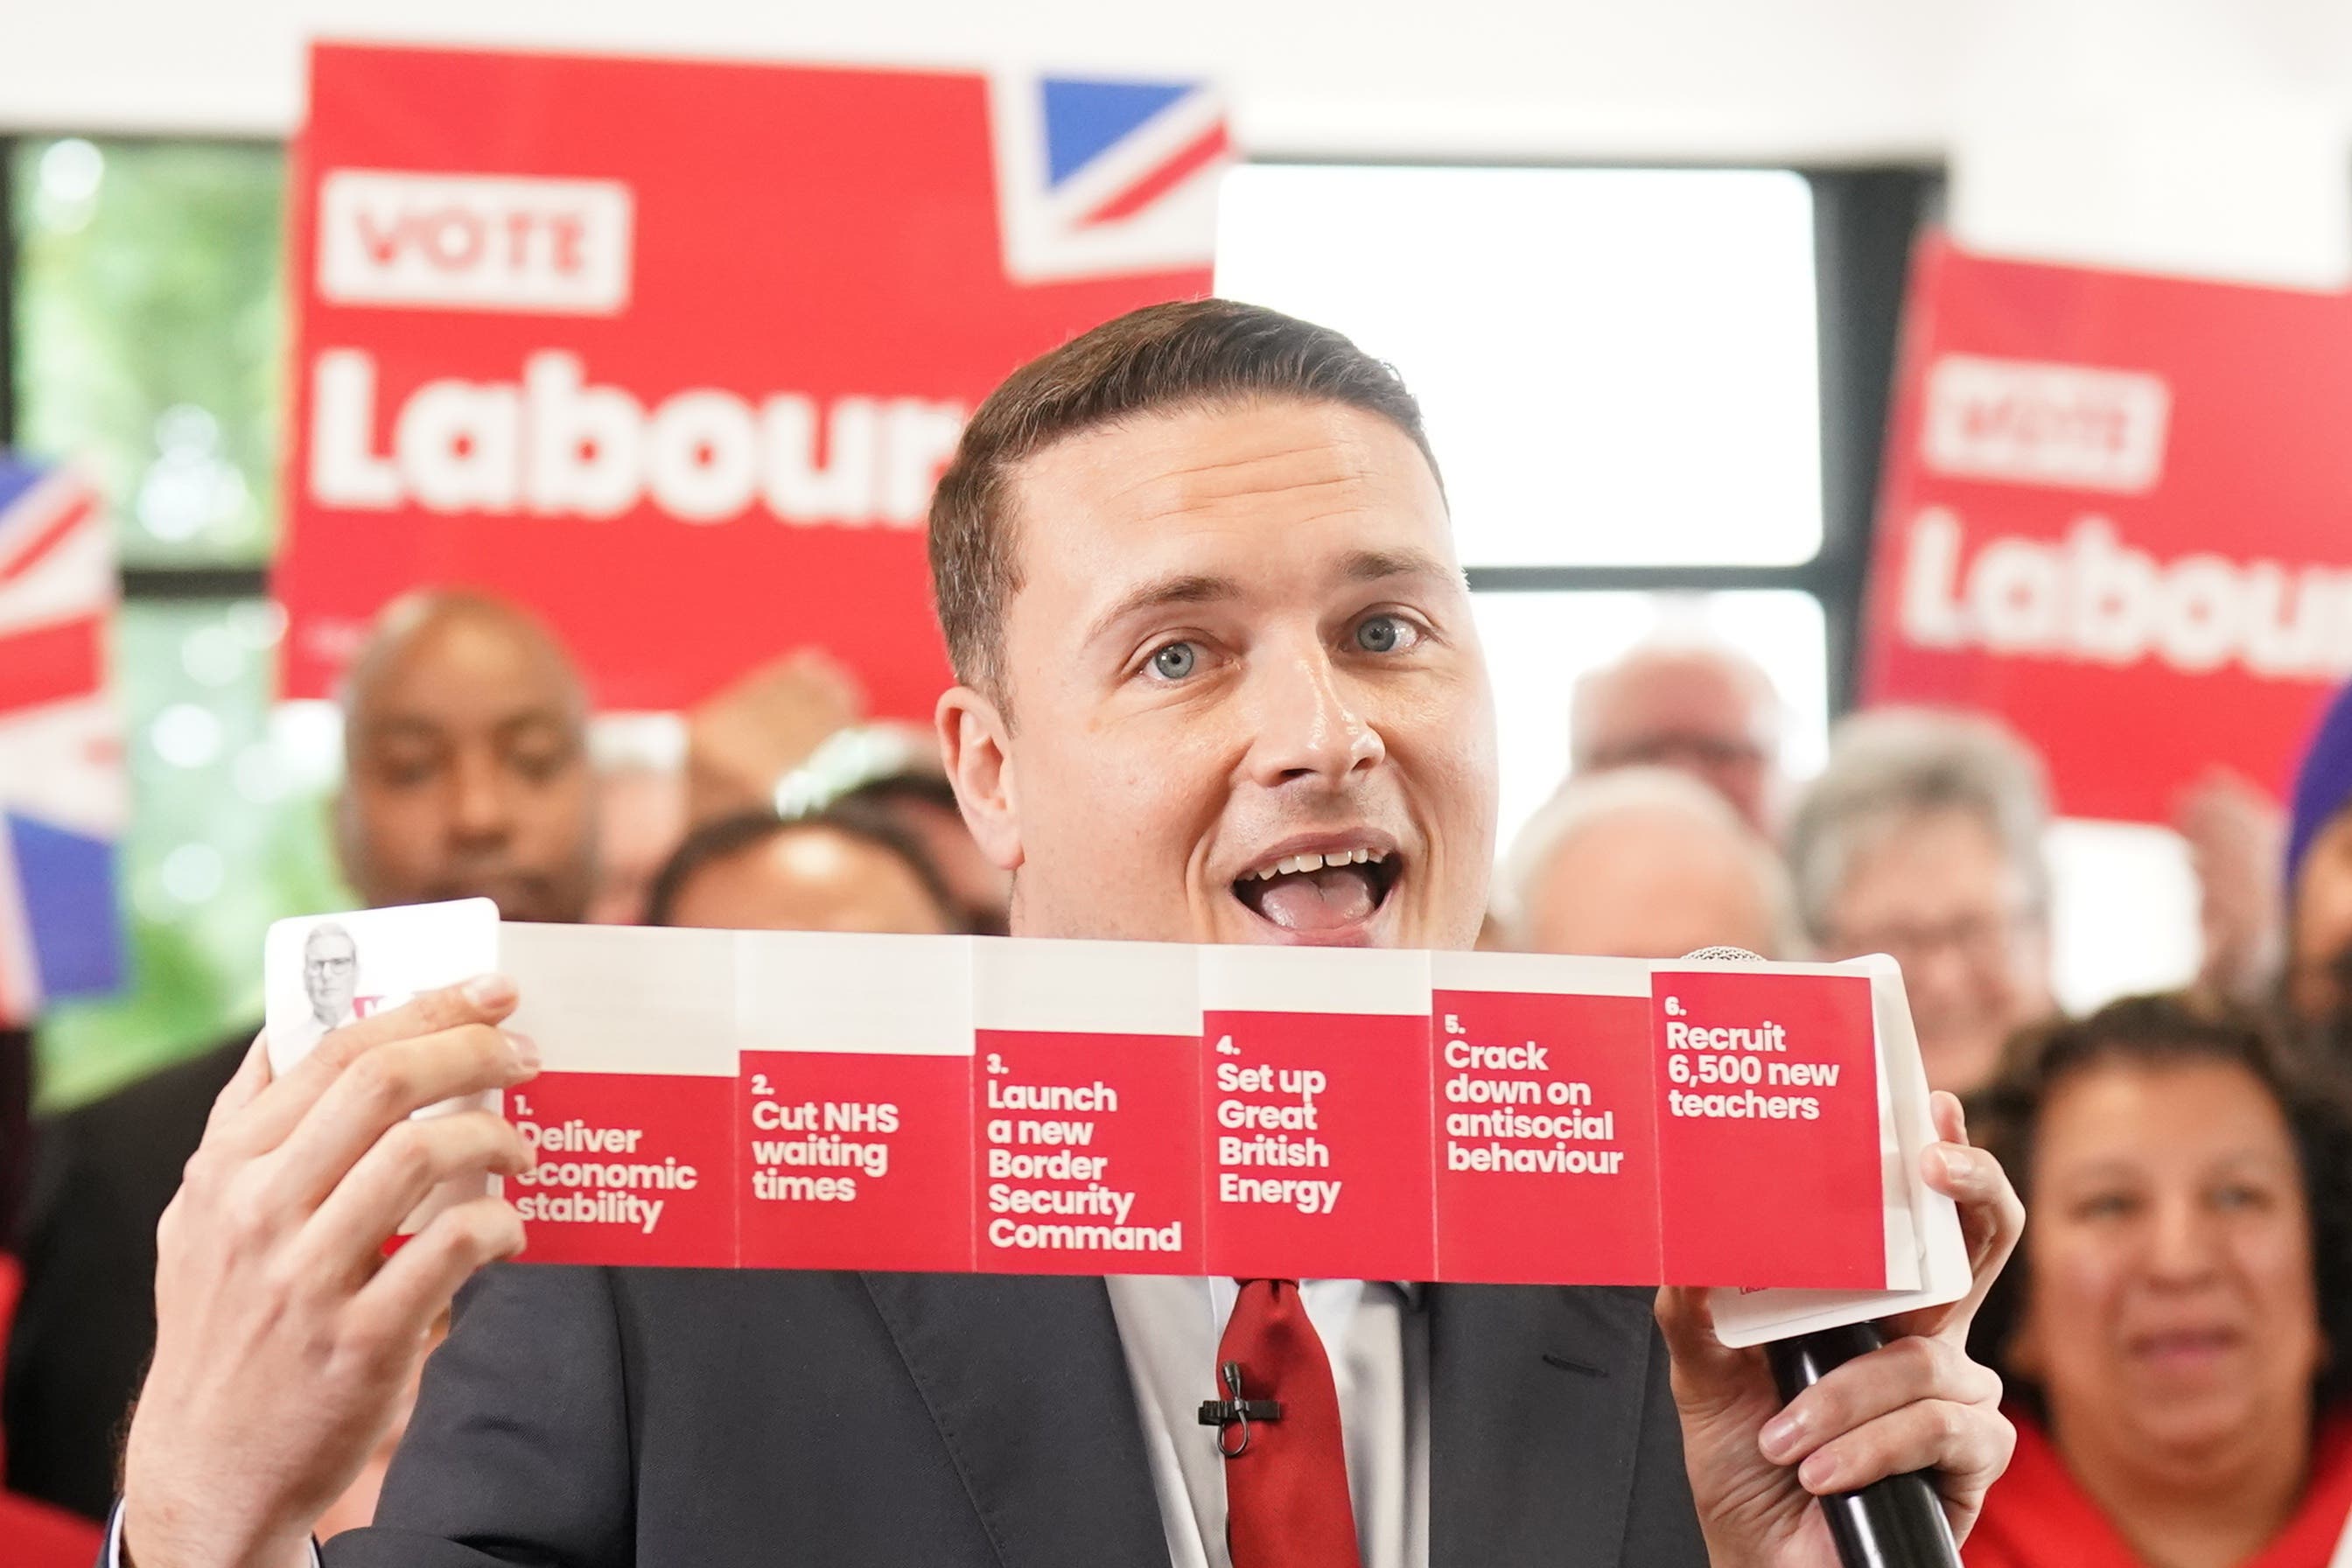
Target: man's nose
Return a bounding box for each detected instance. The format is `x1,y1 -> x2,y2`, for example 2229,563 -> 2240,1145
1243,641 -> 1385,788
447,750 -> 515,843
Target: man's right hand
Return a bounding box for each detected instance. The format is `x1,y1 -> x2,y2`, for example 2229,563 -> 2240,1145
121,976 -> 541,1568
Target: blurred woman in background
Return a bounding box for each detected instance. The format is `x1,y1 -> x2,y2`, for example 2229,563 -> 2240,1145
1788,708 -> 2056,1095
1965,994 -> 2352,1568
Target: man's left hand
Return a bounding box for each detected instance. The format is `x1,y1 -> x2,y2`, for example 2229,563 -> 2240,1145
1657,1090 -> 2023,1566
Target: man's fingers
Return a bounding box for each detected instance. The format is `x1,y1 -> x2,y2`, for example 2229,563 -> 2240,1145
260,1025 -> 539,1214
1655,1284 -> 1768,1411
263,1024 -> 538,1212
294,1110 -> 536,1283
1921,1140 -> 2025,1306
1888,1095 -> 2024,1337
207,976 -> 522,1160
1654,1285 -> 1723,1364
201,1033 -> 276,1138
1928,1088 -> 1965,1147
346,1195 -> 526,1352
1758,1334 -> 2001,1469
1786,1396 -> 2015,1501
326,975 -> 522,1054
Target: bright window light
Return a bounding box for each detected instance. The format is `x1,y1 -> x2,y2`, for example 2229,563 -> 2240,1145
1216,165 -> 1823,569
1472,590 -> 1829,862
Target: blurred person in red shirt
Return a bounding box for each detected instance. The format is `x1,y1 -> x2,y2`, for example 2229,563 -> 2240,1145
1570,635 -> 1785,834
1964,994 -> 2352,1568
4,589 -> 599,1522
1788,708 -> 2056,1095
1500,766 -> 1796,960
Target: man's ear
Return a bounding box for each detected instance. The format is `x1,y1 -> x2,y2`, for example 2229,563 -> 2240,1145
936,684 -> 1024,872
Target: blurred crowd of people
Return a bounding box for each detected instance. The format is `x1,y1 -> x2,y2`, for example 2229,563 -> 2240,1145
1517,634 -> 2352,1566
10,581 -> 2352,1564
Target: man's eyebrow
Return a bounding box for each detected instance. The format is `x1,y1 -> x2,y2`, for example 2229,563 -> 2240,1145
1082,572 -> 1244,647
360,716 -> 443,745
361,709 -> 574,739
1340,547 -> 1458,585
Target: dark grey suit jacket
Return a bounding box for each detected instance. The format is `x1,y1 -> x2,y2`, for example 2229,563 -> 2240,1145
9,1036 -> 250,1521
327,1264 -> 1708,1567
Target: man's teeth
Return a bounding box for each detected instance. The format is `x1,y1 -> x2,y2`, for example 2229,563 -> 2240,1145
1250,848 -> 1387,879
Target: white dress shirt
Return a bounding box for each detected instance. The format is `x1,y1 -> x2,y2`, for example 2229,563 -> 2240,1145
1107,1277 -> 1430,1568
109,1277 -> 1431,1568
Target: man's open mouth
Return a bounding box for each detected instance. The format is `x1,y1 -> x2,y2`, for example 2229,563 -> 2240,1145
1230,844 -> 1400,934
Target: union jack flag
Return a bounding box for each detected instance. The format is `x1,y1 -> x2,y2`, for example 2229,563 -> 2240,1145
990,74 -> 1232,284
0,456 -> 124,1026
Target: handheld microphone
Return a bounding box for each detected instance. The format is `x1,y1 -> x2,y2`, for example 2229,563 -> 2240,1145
1768,1322 -> 1958,1568
1677,948 -> 1960,1568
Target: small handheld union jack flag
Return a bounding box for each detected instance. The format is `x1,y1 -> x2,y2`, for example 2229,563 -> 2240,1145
0,454 -> 124,1026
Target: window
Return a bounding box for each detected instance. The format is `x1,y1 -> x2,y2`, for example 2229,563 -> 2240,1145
1216,164 -> 1824,569
12,137 -> 285,568
1216,164 -> 1840,859
8,137 -> 324,1106
1469,589 -> 1830,845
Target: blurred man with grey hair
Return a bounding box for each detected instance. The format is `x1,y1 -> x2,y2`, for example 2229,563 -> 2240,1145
1502,766 -> 1797,960
1787,708 -> 2054,1095
1570,635 -> 1784,834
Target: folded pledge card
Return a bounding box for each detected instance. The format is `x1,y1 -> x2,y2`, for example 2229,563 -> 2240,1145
264,901 -> 1970,1346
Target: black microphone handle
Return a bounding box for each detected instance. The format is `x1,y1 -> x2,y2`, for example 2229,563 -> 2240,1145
1765,1323 -> 1961,1568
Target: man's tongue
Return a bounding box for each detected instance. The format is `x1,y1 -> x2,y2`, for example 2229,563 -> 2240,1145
1250,864 -> 1378,932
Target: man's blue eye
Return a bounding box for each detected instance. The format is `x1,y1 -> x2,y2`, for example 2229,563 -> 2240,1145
1151,642 -> 1198,679
1356,615 -> 1414,654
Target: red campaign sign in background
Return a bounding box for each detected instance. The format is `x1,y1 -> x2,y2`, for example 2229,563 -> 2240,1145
1862,234 -> 2352,823
276,43 -> 1226,714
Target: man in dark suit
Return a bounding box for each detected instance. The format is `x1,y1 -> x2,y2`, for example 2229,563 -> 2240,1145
111,302 -> 2020,1568
4,590 -> 598,1522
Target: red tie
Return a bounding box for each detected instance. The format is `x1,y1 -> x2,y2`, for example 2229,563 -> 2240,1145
1214,1278 -> 1362,1568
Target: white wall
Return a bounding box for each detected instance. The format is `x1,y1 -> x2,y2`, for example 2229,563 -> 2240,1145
5,0 -> 2347,275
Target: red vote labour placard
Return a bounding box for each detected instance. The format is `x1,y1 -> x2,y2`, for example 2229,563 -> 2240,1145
276,44 -> 1228,714
1864,236 -> 2352,822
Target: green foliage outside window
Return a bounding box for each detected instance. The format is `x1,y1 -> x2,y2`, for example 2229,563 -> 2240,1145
10,138 -> 350,1110
11,137 -> 285,568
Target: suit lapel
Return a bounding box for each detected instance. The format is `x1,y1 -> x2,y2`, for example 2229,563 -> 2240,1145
1428,1284 -> 1662,1568
862,1271 -> 1173,1568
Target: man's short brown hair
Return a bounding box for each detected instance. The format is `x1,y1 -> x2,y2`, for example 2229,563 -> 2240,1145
928,298 -> 1441,702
